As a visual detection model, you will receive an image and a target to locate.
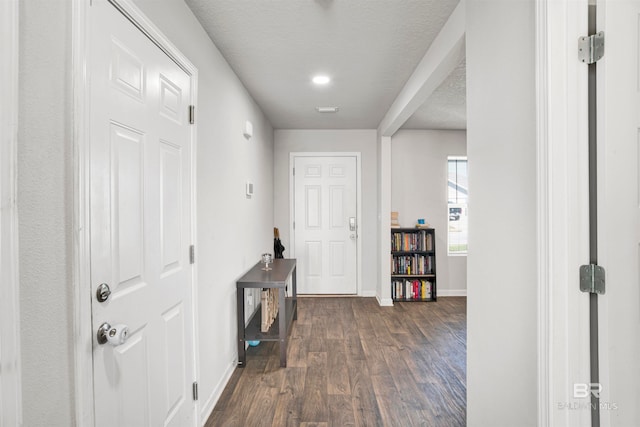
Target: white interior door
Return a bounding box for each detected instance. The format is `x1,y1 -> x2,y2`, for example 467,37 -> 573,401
598,1 -> 640,425
89,1 -> 195,426
293,156 -> 357,294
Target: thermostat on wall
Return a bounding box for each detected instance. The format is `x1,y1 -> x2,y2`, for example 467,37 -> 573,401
246,182 -> 254,197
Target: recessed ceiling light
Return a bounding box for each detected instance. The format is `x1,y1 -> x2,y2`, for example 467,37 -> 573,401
312,75 -> 331,85
316,107 -> 339,113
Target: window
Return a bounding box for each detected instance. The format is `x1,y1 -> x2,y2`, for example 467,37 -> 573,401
448,157 -> 468,255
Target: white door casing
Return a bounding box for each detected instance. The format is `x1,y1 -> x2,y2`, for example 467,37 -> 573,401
0,0 -> 22,424
85,1 -> 198,426
292,155 -> 359,294
537,1 -> 593,426
597,1 -> 640,425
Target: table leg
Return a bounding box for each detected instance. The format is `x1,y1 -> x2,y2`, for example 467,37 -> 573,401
279,287 -> 287,367
292,266 -> 297,320
237,288 -> 246,367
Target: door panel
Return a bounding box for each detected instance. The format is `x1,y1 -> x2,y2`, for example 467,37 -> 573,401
330,186 -> 345,228
111,124 -> 146,291
160,141 -> 183,275
305,186 -> 322,228
294,156 -> 357,294
90,2 -> 195,426
113,331 -> 150,426
162,302 -> 186,426
599,1 -> 640,425
329,241 -> 345,276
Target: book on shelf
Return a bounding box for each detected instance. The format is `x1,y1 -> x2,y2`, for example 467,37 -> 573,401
391,279 -> 432,300
391,229 -> 433,252
390,254 -> 433,275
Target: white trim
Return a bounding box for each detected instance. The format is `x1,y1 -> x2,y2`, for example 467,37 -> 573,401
0,0 -> 22,424
72,0 -> 199,425
376,295 -> 394,307
437,290 -> 467,297
538,1 -> 592,426
71,0 -> 94,423
535,1 -> 552,423
289,152 -> 363,296
377,135 -> 392,305
198,361 -> 236,426
188,46 -> 201,427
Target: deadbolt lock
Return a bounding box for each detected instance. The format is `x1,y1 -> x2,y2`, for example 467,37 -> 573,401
96,283 -> 111,303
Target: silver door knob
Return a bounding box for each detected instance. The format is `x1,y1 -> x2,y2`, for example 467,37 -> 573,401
97,322 -> 129,346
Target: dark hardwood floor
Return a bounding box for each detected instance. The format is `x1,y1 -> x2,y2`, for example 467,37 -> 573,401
206,297 -> 466,427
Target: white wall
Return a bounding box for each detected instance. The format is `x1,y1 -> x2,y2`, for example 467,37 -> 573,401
391,129 -> 467,295
133,0 -> 274,421
274,129 -> 378,295
18,0 -> 75,425
466,0 -> 537,426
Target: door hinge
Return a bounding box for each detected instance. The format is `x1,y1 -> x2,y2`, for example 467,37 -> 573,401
293,168 -> 295,176
293,221 -> 295,230
189,105 -> 195,124
192,381 -> 198,401
578,32 -> 604,64
580,264 -> 606,295
189,245 -> 195,264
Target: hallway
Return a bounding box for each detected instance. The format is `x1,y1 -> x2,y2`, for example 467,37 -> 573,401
206,297 -> 466,426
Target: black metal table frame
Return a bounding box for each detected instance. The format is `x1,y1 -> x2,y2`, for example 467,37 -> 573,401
236,259 -> 297,368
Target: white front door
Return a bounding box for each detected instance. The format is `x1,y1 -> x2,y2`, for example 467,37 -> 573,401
89,2 -> 195,426
293,156 -> 358,294
598,1 -> 640,425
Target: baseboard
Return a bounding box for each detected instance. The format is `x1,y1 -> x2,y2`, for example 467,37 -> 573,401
199,360 -> 236,426
376,294 -> 394,307
361,290 -> 376,297
437,289 -> 467,297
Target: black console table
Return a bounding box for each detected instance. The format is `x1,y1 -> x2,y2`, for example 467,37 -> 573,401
236,258 -> 297,367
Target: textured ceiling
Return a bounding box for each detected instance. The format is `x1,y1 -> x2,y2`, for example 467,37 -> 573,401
184,0 -> 465,130
402,58 -> 466,130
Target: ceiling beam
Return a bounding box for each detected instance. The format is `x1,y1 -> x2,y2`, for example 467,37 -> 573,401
378,0 -> 465,136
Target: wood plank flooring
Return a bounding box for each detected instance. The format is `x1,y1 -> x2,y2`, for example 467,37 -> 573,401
206,297 -> 466,427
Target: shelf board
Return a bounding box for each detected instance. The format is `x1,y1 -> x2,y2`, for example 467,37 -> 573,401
391,274 -> 436,278
392,298 -> 437,302
391,251 -> 434,255
391,227 -> 434,232
244,298 -> 296,342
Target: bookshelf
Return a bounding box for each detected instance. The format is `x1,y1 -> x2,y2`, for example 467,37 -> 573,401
391,227 -> 437,302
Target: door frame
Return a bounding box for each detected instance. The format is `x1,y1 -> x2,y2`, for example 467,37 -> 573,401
0,0 -> 22,424
536,0 -> 592,426
289,152 -> 363,296
72,0 -> 199,424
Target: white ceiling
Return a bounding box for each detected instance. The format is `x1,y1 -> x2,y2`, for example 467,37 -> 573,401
184,0 -> 465,130
402,58 -> 466,130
